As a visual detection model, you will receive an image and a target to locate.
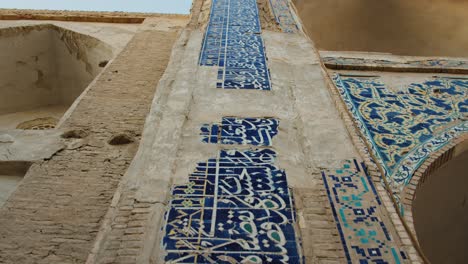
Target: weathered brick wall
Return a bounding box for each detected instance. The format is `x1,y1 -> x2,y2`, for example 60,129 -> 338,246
295,187 -> 347,264
92,190 -> 155,264
0,26 -> 178,263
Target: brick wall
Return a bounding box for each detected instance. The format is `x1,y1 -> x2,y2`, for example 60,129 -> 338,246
0,27 -> 178,264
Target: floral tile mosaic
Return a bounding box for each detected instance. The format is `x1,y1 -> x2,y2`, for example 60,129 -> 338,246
162,149 -> 302,263
199,0 -> 272,90
333,75 -> 468,211
200,117 -> 279,146
322,160 -> 409,264
268,0 -> 299,33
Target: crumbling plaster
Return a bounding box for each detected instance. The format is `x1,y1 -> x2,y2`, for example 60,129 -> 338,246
0,24 -> 114,115
0,14 -> 185,263
88,18 -> 361,263
0,20 -> 140,53
0,21 -> 144,163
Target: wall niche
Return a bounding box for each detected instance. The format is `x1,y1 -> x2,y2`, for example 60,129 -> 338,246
0,24 -> 113,130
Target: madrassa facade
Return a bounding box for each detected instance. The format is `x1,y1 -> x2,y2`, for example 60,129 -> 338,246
0,0 -> 466,263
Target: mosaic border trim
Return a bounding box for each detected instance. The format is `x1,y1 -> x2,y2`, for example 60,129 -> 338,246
323,57 -> 468,74
268,0 -> 299,33
391,124 -> 467,192
399,135 -> 467,238
321,160 -> 409,264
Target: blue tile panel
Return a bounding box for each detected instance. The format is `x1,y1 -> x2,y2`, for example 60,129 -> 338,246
269,0 -> 299,33
199,0 -> 272,90
333,75 -> 468,210
201,117 -> 279,146
322,160 -> 409,264
162,149 -> 302,263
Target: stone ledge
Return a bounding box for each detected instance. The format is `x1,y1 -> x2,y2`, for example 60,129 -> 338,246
0,9 -> 189,24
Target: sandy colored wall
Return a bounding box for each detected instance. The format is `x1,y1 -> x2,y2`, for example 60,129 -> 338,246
0,25 -> 112,115
293,0 -> 468,57
0,28 -> 56,114
0,162 -> 30,207
52,27 -> 112,105
0,20 -> 142,53
0,17 -> 182,263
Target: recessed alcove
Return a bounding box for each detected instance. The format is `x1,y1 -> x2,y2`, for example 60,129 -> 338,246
0,161 -> 31,207
0,24 -> 113,130
412,145 -> 468,264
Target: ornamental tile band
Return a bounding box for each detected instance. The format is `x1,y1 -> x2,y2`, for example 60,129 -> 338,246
268,0 -> 299,33
322,160 -> 409,264
162,149 -> 302,263
323,57 -> 468,73
200,117 -> 279,146
199,0 -> 272,90
392,123 -> 467,207
333,74 -> 468,210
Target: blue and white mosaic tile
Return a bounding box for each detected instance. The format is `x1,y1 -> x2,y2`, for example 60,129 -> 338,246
199,0 -> 272,90
201,117 -> 279,146
162,149 -> 302,263
269,0 -> 299,33
333,75 -> 468,210
322,160 -> 409,264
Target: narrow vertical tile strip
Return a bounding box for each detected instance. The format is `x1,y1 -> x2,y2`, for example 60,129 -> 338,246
322,160 -> 409,263
268,0 -> 299,33
199,0 -> 272,90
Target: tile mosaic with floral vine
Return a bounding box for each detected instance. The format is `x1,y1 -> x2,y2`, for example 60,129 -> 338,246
333,74 -> 468,211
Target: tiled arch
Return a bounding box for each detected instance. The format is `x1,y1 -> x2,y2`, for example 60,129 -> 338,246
400,135 -> 468,243
322,60 -> 468,263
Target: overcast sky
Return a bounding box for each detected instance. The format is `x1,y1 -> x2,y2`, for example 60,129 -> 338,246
0,0 -> 193,14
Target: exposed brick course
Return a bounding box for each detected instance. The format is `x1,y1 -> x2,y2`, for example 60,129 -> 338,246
294,187 -> 347,264
0,28 -> 178,264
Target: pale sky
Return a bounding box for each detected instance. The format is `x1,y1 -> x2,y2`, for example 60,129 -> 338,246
0,0 -> 193,14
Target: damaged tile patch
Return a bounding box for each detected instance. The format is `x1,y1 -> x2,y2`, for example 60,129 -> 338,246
162,149 -> 302,263
200,117 -> 279,146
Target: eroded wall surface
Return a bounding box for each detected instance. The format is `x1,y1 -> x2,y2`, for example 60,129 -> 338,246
293,0 -> 468,57
0,16 -> 185,263
0,25 -> 112,115
0,20 -> 141,53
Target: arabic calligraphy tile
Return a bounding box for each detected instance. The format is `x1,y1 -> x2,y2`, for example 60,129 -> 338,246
162,149 -> 301,263
201,117 -> 279,146
199,0 -> 272,90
